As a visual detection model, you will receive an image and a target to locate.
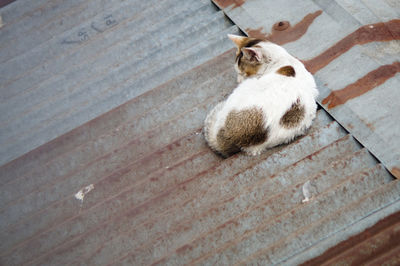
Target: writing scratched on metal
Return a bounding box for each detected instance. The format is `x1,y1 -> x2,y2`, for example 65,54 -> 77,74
62,14 -> 118,45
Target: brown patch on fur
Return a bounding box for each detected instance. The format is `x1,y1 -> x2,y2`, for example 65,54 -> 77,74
277,65 -> 296,77
217,108 -> 268,157
280,98 -> 305,128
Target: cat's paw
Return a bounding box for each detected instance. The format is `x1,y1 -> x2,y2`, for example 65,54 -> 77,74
244,146 -> 264,156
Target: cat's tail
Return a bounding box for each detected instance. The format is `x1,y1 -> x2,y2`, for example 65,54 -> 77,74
204,101 -> 227,156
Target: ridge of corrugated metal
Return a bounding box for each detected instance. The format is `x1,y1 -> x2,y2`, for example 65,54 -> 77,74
0,0 -> 398,265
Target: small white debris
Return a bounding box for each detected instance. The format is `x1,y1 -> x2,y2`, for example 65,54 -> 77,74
369,25 -> 374,29
302,180 -> 312,203
75,184 -> 94,202
302,197 -> 310,203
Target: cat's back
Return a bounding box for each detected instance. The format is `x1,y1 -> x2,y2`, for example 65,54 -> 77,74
226,66 -> 314,111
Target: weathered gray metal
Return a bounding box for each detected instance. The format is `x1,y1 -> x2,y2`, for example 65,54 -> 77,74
0,0 -> 239,165
0,0 -> 398,265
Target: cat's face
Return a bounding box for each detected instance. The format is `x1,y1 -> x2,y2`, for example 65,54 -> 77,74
228,34 -> 289,83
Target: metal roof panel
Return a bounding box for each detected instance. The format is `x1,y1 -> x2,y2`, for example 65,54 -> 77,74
0,0 -> 399,265
213,0 -> 400,178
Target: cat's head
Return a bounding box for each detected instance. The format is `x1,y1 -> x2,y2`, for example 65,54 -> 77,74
228,34 -> 290,83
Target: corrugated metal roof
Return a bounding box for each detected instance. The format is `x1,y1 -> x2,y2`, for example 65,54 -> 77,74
0,0 -> 239,165
213,0 -> 400,179
0,0 -> 399,265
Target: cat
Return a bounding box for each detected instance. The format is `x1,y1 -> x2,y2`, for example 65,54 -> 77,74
204,34 -> 319,158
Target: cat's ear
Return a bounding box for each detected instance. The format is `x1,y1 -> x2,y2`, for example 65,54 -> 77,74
241,47 -> 263,62
228,34 -> 248,48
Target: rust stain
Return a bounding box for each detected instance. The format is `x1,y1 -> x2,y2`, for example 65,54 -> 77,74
366,122 -> 375,131
273,21 -> 290,31
0,0 -> 17,8
176,244 -> 193,254
213,0 -> 245,9
391,167 -> 400,179
246,10 -> 323,45
321,61 -> 400,109
302,211 -> 400,265
269,10 -> 323,45
304,19 -> 400,74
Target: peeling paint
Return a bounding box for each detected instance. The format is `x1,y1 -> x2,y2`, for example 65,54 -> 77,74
304,19 -> 400,74
322,62 -> 400,109
246,10 -> 322,45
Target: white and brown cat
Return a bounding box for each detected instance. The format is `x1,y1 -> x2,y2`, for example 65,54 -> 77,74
204,34 -> 318,157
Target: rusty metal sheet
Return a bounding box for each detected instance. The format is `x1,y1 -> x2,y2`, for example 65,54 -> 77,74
212,0 -> 400,178
0,0 -> 398,265
0,0 -> 17,8
303,209 -> 400,265
156,137 -> 366,265
284,196 -> 400,265
195,165 -> 396,265
86,122 -> 349,266
248,174 -> 399,265
0,49 -> 236,187
0,60 -> 237,217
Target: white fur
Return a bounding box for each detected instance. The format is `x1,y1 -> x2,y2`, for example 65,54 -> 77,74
204,40 -> 318,156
